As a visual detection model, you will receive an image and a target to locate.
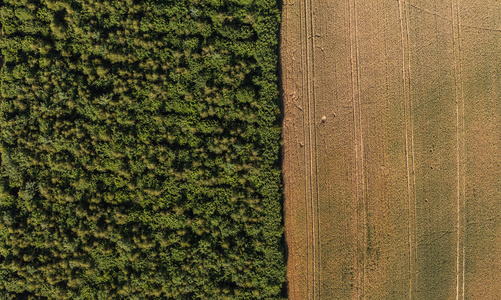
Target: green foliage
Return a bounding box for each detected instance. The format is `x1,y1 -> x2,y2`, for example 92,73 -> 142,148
0,0 -> 284,299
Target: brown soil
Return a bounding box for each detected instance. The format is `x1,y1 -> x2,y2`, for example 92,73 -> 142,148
281,0 -> 501,299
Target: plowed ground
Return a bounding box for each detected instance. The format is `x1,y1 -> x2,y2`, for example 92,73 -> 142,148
281,1 -> 501,299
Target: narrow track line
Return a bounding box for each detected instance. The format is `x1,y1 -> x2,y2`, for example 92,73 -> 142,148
455,1 -> 466,299
460,24 -> 501,33
306,0 -> 321,297
397,1 -> 415,299
347,0 -> 361,298
451,1 -> 462,298
404,1 -> 418,297
298,0 -> 311,297
303,0 -> 317,297
352,0 -> 367,297
409,4 -> 451,22
404,4 -> 418,293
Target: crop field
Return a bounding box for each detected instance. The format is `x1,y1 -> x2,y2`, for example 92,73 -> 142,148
281,0 -> 501,299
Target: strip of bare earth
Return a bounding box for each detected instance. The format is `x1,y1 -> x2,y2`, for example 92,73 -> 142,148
281,0 -> 309,298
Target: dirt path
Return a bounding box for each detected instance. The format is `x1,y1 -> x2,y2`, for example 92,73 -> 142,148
282,1 -> 501,299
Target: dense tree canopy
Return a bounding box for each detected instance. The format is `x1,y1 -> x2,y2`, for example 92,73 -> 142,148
0,0 -> 284,298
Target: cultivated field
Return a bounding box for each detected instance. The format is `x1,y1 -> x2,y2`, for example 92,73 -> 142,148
281,0 -> 501,299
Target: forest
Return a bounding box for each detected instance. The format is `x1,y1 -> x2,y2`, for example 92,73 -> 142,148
0,0 -> 284,298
